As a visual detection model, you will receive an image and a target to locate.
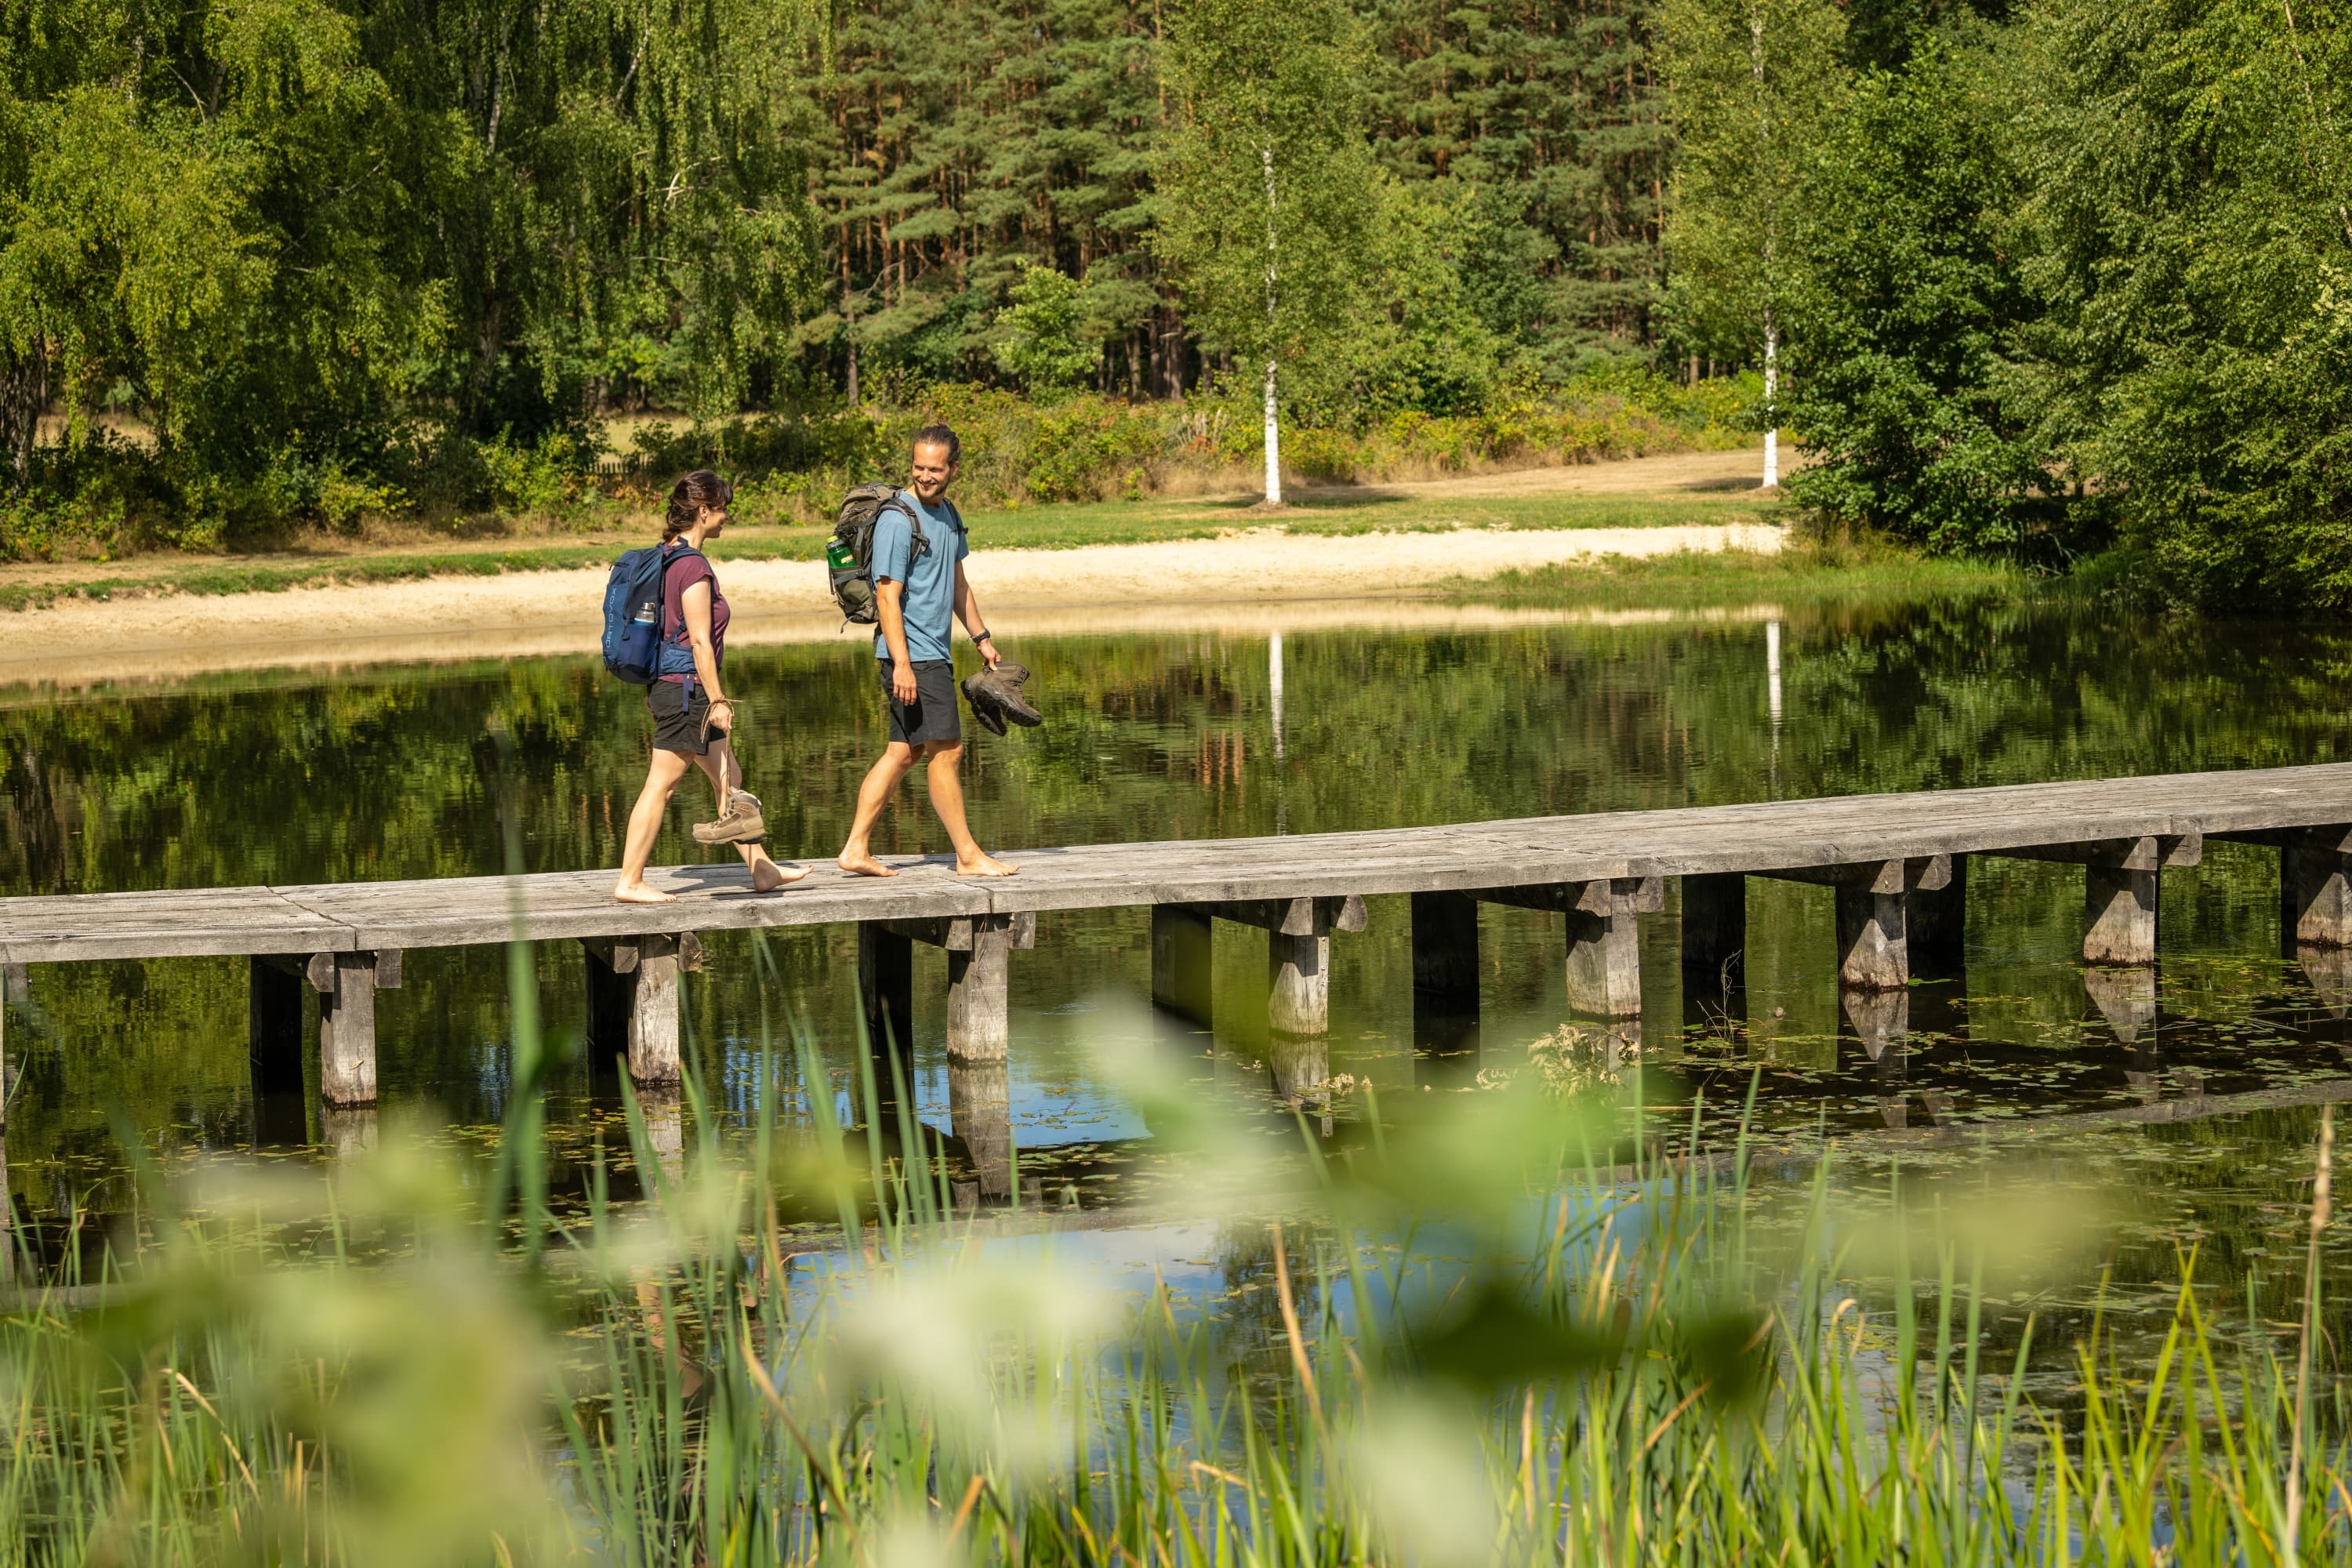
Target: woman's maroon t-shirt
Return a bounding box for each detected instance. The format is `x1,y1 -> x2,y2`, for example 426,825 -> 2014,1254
659,546 -> 728,681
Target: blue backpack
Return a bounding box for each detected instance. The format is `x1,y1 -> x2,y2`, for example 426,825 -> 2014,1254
601,542 -> 706,688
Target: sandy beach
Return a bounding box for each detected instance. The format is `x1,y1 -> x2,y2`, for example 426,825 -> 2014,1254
0,521 -> 1781,687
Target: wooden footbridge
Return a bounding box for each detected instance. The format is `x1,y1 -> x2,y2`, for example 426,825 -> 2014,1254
5,763 -> 2352,1120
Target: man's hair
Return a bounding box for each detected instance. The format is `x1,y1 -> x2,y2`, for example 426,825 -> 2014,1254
911,424 -> 961,466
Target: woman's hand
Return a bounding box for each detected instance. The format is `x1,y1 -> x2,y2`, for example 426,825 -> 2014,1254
705,697 -> 734,734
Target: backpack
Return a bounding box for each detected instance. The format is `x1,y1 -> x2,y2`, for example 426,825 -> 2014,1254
601,541 -> 706,684
826,483 -> 933,625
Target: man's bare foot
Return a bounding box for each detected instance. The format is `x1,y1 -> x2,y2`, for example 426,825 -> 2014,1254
837,848 -> 898,877
613,880 -> 679,904
751,861 -> 811,892
955,851 -> 1020,878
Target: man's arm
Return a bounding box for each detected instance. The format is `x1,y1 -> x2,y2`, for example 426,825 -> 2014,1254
953,560 -> 1000,669
878,580 -> 919,703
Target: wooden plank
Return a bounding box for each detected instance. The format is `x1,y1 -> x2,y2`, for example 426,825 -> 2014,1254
1194,895 -> 1367,936
1989,833 -> 2201,870
318,953 -> 379,1107
1478,876 -> 1664,916
883,913 -> 1039,952
13,764 -> 2352,963
1765,856 -> 1951,895
946,916 -> 1020,1062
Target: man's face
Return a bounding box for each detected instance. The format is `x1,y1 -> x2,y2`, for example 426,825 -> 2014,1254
910,441 -> 956,501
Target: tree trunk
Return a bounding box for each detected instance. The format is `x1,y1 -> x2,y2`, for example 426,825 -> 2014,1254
0,345 -> 42,495
1263,360 -> 1282,506
1762,315 -> 1779,490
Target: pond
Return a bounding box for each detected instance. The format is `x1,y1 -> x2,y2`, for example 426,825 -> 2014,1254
6,590 -> 2352,1347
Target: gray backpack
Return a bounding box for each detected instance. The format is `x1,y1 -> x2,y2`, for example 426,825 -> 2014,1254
826,483 -> 930,625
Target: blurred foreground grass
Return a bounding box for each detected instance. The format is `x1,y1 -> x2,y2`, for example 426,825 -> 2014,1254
2,987 -> 2347,1565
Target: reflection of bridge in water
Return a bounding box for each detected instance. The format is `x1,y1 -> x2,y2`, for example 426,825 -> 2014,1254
8,763 -> 2352,1171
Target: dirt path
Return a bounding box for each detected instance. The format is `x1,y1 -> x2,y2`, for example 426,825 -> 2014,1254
3,448 -> 1783,686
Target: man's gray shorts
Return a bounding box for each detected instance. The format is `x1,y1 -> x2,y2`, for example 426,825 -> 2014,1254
880,659 -> 961,746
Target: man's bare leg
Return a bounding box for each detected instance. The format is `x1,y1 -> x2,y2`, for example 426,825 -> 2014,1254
695,738 -> 806,891
924,740 -> 1018,877
614,749 -> 696,902
839,742 -> 920,877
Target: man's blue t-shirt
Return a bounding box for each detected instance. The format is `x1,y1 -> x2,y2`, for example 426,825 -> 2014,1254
871,493 -> 968,664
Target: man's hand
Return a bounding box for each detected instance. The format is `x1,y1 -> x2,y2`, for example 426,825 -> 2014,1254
892,661 -> 920,705
977,633 -> 1002,670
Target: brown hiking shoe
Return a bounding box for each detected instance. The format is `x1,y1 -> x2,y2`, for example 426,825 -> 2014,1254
693,789 -> 767,845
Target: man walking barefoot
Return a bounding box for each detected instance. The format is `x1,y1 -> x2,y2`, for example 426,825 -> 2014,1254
837,426 -> 1020,880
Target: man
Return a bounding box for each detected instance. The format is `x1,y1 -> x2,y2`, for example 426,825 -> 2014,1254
837,425 -> 1019,879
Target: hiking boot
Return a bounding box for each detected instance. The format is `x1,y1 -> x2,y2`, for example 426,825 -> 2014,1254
960,662 -> 1043,736
693,789 -> 767,845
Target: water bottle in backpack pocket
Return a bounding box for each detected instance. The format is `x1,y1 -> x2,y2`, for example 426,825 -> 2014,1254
601,543 -> 705,684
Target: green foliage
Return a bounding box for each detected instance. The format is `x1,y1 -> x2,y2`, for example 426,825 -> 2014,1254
990,264 -> 1102,394
1660,0 -> 1846,365
1782,37 -> 2053,554
2015,0 -> 2352,608
1156,0 -> 1377,375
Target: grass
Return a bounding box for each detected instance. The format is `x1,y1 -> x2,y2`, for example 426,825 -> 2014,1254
2,952 -> 2348,1564
0,481 -> 1779,612
1463,534 -> 2033,608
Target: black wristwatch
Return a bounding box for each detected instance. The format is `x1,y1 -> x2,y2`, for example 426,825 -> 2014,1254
971,629 -> 993,646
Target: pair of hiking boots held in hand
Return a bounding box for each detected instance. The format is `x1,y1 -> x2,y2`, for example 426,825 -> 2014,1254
684,664 -> 1043,848
960,662 -> 1042,736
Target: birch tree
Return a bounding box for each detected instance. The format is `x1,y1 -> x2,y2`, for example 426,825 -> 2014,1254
1156,0 -> 1373,505
1661,0 -> 1845,488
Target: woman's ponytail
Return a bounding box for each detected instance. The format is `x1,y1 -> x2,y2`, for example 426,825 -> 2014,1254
664,470 -> 733,540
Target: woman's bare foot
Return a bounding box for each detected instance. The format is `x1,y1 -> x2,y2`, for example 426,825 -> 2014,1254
751,861 -> 811,892
837,848 -> 898,877
613,880 -> 679,904
955,851 -> 1020,878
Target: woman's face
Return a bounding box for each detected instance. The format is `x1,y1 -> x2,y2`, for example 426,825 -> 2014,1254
699,503 -> 730,534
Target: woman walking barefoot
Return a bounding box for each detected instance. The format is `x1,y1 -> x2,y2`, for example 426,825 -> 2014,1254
612,471 -> 808,905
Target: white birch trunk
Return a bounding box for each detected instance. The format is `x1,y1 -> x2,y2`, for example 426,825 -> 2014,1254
1263,360 -> 1283,506
1762,317 -> 1780,489
1262,142 -> 1282,507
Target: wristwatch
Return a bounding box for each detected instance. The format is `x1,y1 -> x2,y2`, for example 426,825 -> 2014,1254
971,629 -> 993,646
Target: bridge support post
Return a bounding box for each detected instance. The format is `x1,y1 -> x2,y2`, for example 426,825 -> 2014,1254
2283,848 -> 2352,951
2084,866 -> 2159,966
320,950 -> 399,1107
873,913 -> 1037,1063
584,934 -> 699,1085
858,924 -> 915,1059
1188,898 -> 1364,1040
1679,873 -> 1746,990
1762,857 -> 1947,993
248,956 -> 310,1142
1410,891 -> 1480,1056
946,915 -> 1030,1062
1909,854 -> 1968,968
1835,886 -> 1909,991
1268,931 -> 1329,1039
1986,836 -> 2197,967
1152,906 -> 1215,1033
1473,879 -> 1660,1018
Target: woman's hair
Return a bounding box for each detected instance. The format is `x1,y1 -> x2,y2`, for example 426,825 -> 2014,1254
911,424 -> 961,466
663,470 -> 733,540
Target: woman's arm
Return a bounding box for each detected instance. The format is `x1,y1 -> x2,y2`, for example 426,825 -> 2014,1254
681,579 -> 731,731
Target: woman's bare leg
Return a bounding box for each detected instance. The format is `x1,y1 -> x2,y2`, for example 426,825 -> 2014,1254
695,736 -> 805,891
614,748 -> 696,902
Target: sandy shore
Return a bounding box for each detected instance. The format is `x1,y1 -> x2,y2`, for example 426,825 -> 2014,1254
2,520 -> 1782,687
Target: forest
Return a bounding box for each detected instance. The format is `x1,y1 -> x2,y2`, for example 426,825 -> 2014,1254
2,0 -> 2350,607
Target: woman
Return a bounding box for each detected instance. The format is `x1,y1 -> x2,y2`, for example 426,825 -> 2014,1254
612,470 -> 807,903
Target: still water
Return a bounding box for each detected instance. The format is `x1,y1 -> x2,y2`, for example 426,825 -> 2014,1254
6,592 -> 2352,1332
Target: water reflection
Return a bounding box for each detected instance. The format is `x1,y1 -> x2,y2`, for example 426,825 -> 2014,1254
5,597 -> 2352,1314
